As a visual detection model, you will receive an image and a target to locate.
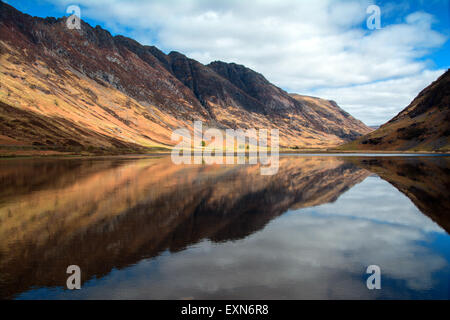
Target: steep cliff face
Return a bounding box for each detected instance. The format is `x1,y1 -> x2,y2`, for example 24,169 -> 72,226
0,1 -> 371,153
341,70 -> 450,152
208,61 -> 296,114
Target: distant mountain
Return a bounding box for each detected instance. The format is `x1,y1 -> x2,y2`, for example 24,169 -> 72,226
289,94 -> 371,141
0,1 -> 371,154
341,70 -> 450,152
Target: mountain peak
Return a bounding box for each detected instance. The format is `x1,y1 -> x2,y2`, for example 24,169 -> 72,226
0,2 -> 372,153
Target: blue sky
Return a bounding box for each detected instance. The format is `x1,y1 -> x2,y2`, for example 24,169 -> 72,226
5,0 -> 450,125
376,0 -> 449,72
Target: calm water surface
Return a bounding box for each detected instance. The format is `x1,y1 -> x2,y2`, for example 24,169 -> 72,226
0,155 -> 449,299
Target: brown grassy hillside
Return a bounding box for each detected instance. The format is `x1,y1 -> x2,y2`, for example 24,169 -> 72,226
0,2 -> 371,154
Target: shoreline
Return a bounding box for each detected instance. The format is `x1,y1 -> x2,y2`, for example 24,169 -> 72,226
1,148 -> 449,160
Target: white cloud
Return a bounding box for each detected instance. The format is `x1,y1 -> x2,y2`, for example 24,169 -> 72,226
47,0 -> 448,125
308,68 -> 447,125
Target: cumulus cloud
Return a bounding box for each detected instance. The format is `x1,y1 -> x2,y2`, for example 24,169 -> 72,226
309,68 -> 447,125
47,0 -> 448,125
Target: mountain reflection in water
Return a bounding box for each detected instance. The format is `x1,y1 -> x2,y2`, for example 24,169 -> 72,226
0,155 -> 448,299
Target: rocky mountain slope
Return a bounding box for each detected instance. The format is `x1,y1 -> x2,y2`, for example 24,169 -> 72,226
0,1 -> 371,154
341,70 -> 450,152
289,93 -> 371,141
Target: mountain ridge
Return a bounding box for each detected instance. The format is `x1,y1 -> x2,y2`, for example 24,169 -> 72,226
0,1 -> 372,154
